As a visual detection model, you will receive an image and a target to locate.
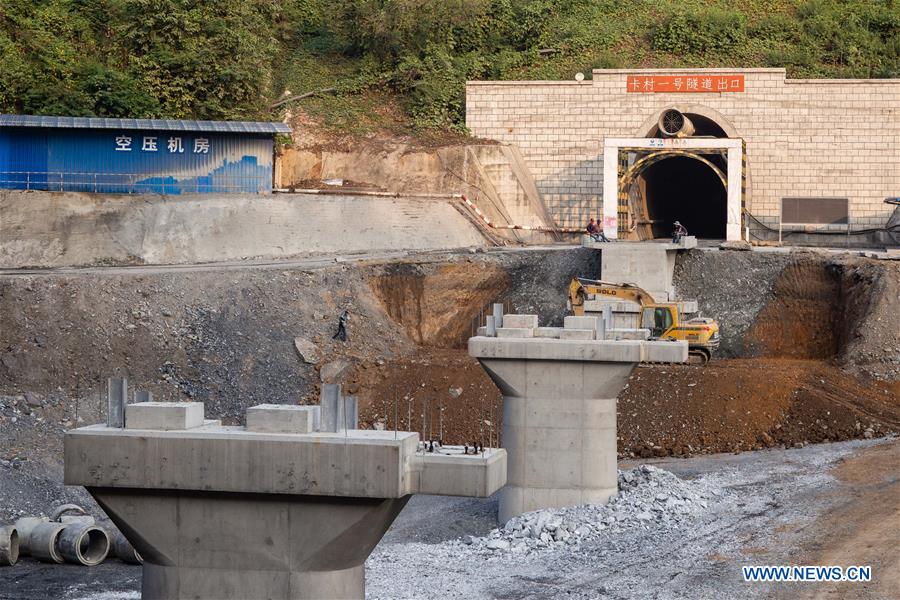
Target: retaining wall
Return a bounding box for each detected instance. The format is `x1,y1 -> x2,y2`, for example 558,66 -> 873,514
0,190 -> 488,268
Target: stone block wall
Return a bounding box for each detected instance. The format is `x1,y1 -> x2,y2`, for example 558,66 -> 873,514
466,68 -> 900,233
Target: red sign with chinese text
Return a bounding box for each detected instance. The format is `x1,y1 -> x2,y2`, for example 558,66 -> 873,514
626,75 -> 744,93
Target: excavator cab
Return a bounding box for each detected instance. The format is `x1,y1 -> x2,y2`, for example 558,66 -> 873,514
641,306 -> 674,339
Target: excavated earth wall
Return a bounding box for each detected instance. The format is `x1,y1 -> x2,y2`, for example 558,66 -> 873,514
674,249 -> 900,380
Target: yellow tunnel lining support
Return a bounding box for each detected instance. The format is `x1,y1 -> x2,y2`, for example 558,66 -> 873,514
616,149 -> 728,239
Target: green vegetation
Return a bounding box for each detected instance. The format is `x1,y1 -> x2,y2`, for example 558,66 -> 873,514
2,0 -> 897,132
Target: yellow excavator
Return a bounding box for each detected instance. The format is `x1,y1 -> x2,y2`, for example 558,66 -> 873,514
567,277 -> 720,364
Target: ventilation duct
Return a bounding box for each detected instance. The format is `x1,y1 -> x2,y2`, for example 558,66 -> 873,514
658,109 -> 695,138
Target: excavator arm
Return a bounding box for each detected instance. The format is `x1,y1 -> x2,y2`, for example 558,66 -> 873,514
568,277 -> 656,316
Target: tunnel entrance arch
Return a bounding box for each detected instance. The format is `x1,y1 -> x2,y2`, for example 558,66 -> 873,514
621,150 -> 729,240
602,137 -> 744,242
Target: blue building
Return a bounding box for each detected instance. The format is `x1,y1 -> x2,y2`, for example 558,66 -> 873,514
0,115 -> 291,194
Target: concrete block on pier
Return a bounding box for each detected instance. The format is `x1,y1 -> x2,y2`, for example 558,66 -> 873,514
67,427 -> 421,499
583,300 -> 641,313
496,327 -> 534,338
640,340 -> 689,362
125,402 -> 204,431
533,327 -> 563,338
608,328 -> 650,341
679,300 -> 699,314
246,404 -> 320,434
564,315 -> 599,330
591,299 -> 696,315
559,329 -> 595,340
502,314 -> 538,329
470,337 -> 650,363
412,448 -> 507,498
680,235 -> 698,248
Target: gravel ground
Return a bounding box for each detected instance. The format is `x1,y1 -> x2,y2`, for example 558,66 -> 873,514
4,438 -> 892,600
367,437 -> 897,600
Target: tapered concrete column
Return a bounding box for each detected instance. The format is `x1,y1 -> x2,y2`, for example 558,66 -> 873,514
470,336 -> 686,523
93,489 -> 408,599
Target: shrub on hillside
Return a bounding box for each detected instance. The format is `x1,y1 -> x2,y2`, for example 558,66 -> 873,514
652,9 -> 748,54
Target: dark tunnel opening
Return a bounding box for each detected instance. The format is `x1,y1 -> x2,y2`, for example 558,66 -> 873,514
640,156 -> 728,239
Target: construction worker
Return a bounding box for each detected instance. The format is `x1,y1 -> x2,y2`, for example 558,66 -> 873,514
588,217 -> 610,242
332,309 -> 350,342
672,221 -> 688,244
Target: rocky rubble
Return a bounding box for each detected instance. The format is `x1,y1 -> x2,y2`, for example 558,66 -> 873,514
419,465 -> 722,558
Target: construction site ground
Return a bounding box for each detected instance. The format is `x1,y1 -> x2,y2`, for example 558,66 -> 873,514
0,245 -> 898,598
2,438 -> 896,599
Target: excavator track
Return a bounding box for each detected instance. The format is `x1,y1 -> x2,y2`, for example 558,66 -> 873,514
688,350 -> 710,365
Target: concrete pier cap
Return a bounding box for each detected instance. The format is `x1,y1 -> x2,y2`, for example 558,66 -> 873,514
64,400 -> 506,600
469,317 -> 687,523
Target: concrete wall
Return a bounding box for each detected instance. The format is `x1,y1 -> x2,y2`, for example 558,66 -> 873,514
466,68 -> 900,232
0,190 -> 487,268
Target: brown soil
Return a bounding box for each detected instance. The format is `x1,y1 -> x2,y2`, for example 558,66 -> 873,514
343,350 -> 503,447
341,350 -> 900,458
286,102 -> 498,154
370,262 -> 509,347
619,358 -> 900,457
745,259 -> 841,358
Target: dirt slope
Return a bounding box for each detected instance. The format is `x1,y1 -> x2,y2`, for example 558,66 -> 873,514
619,359 -> 900,457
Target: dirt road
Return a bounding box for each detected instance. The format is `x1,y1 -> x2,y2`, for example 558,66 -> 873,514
0,245 -> 569,278
800,442 -> 900,600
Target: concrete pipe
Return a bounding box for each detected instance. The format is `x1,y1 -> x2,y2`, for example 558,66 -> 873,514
658,109 -> 695,138
29,522 -> 67,563
51,503 -> 86,522
12,516 -> 49,556
59,515 -> 95,526
58,524 -> 110,566
112,531 -> 143,565
0,526 -> 18,566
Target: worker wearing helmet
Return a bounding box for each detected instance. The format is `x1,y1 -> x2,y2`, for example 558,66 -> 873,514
672,221 -> 688,244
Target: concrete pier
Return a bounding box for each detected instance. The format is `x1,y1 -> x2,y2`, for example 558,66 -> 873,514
582,236 -> 697,300
470,317 -> 686,523
65,402 -> 506,599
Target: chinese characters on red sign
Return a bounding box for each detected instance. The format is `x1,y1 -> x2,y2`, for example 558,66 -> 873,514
626,75 -> 744,93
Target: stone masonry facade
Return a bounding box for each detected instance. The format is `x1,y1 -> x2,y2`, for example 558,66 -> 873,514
466,68 -> 899,234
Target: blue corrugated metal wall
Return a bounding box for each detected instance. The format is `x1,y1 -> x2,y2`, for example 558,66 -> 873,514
0,127 -> 274,194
